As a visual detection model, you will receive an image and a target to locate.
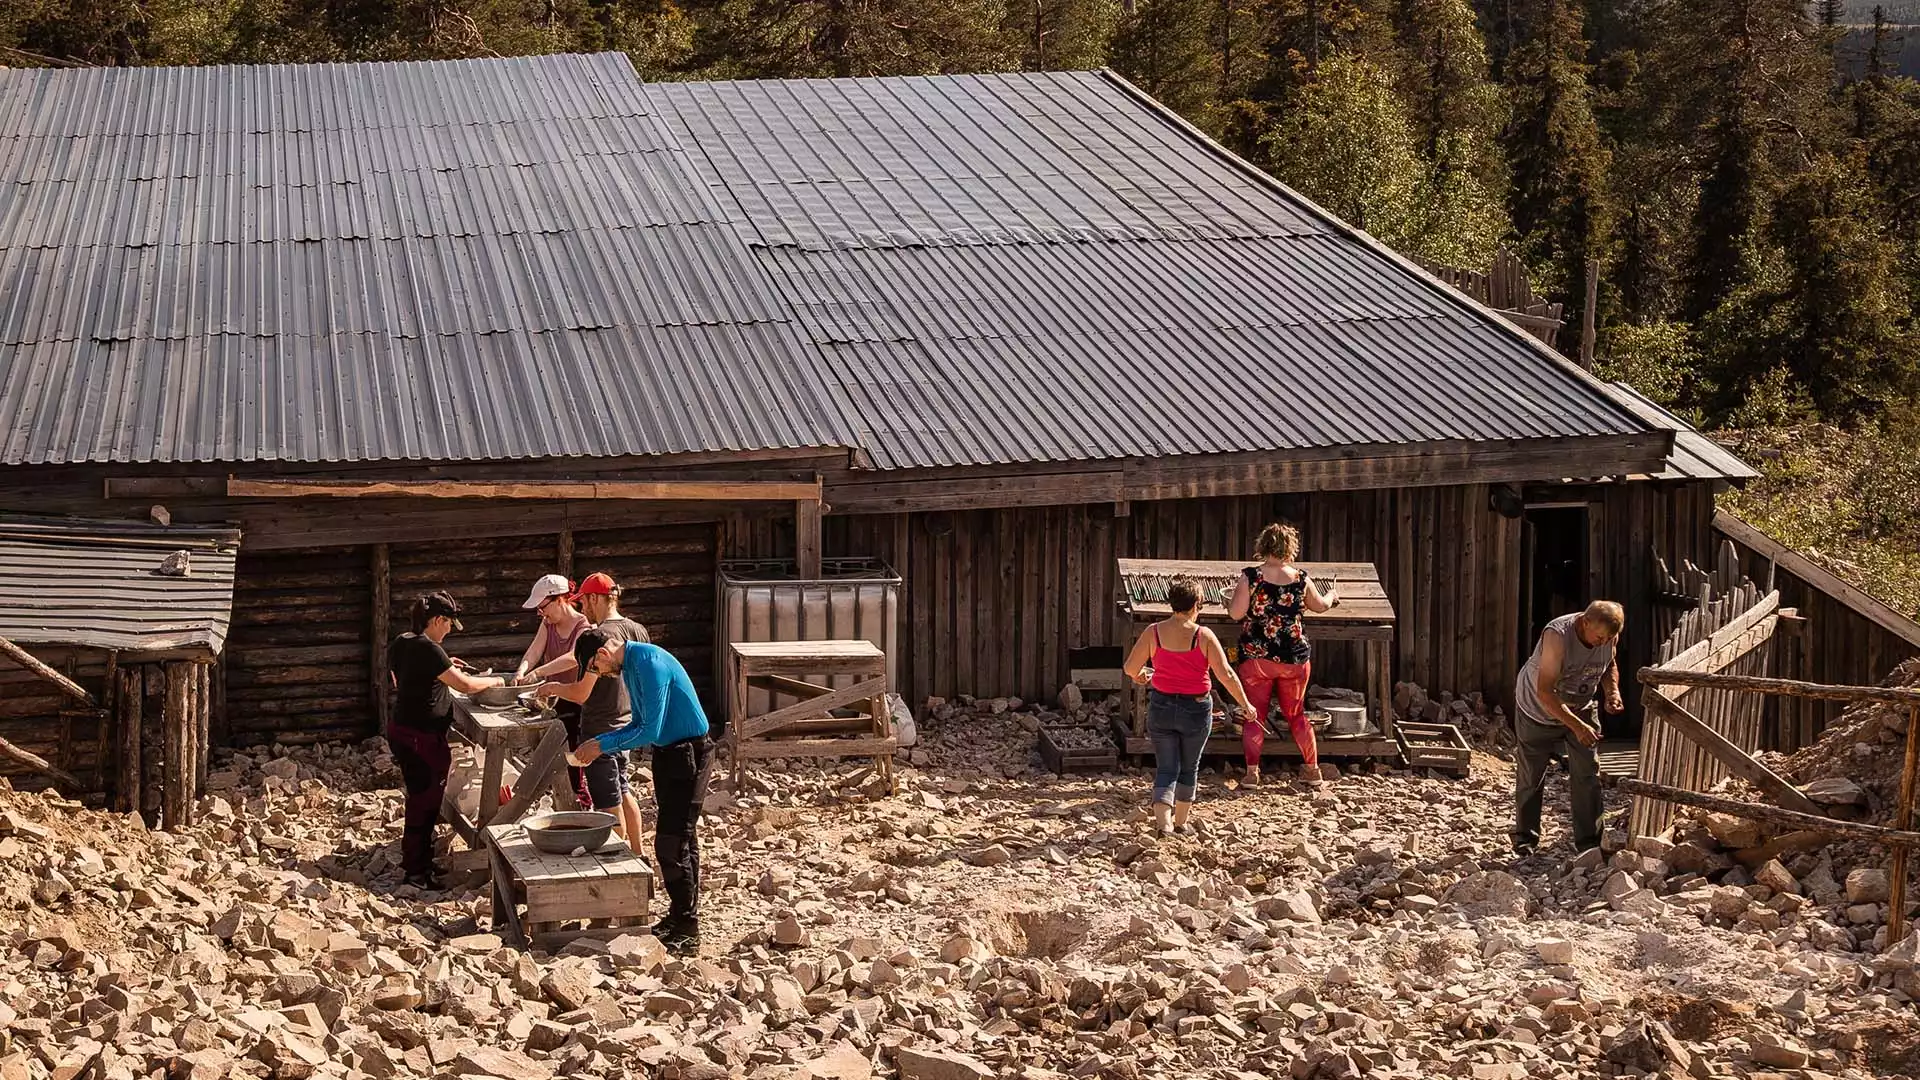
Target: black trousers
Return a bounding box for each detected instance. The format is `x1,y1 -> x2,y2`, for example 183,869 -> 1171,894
652,734 -> 712,921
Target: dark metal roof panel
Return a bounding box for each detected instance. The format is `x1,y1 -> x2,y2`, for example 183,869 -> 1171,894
1604,381 -> 1758,482
0,53 -> 860,465
0,517 -> 240,655
651,70 -> 1659,470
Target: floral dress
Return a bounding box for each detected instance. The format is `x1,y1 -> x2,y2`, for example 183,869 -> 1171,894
1237,566 -> 1312,665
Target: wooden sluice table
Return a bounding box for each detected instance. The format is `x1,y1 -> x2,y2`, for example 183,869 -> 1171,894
484,823 -> 654,950
1116,559 -> 1401,760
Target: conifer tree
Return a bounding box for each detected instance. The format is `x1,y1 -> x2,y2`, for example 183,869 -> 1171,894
1111,0 -> 1218,121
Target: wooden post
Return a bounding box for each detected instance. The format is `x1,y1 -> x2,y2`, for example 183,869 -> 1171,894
557,528 -> 574,579
97,650 -> 118,794
118,667 -> 143,814
1579,259 -> 1599,370
371,544 -> 390,733
796,500 -> 823,580
1890,704 -> 1920,946
162,661 -> 194,831
195,662 -> 211,790
0,636 -> 95,705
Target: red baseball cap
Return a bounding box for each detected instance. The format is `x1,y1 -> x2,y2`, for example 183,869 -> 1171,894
576,572 -> 618,596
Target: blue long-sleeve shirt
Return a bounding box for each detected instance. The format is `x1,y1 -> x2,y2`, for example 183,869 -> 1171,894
591,642 -> 710,754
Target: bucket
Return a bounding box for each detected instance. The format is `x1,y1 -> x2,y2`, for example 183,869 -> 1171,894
1325,704 -> 1369,736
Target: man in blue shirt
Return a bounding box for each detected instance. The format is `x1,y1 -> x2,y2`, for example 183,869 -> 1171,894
569,639 -> 713,952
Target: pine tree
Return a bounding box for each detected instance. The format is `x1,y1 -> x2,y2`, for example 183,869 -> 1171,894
1111,0 -> 1218,121
1007,0 -> 1117,71
1262,53 -> 1426,246
1387,0 -> 1510,266
1502,0 -> 1609,332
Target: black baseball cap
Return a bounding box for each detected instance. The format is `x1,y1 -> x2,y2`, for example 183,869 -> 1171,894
423,591 -> 464,631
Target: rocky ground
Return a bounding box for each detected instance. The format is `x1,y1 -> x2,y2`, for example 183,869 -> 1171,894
5,687 -> 1920,1080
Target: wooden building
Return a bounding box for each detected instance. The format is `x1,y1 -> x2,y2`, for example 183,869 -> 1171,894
0,53 -> 1841,796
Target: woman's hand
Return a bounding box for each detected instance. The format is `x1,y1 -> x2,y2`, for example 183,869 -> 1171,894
1236,703 -> 1257,723
567,739 -> 602,767
1130,668 -> 1151,687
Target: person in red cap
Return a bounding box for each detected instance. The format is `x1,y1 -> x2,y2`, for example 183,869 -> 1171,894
536,572 -> 650,844
515,573 -> 591,806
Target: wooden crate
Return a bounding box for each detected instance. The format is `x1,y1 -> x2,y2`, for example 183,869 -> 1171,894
1038,724 -> 1119,775
1394,721 -> 1471,777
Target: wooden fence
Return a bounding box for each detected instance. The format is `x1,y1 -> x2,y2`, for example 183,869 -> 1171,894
1631,569 -> 1781,836
1413,247 -> 1565,349
1714,510 -> 1920,750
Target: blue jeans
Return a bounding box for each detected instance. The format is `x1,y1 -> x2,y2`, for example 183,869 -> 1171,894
1148,690 -> 1213,805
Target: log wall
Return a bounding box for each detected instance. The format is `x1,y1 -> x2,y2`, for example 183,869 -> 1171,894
0,647 -> 110,788
219,523 -> 722,746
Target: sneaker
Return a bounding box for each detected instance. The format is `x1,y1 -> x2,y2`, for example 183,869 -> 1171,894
1241,767 -> 1261,788
652,916 -> 700,953
1511,844 -> 1538,860
402,871 -> 442,891
1298,764 -> 1325,788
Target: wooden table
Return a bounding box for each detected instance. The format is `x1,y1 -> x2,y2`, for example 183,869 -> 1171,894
442,698 -> 576,858
727,640 -> 896,789
484,822 -> 654,950
1116,559 -> 1400,760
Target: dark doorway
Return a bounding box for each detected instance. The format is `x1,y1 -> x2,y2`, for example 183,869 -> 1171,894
1518,504 -> 1627,738
1521,505 -> 1590,648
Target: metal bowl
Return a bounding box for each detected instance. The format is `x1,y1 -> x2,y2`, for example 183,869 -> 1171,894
469,684 -> 523,708
1305,710 -> 1332,730
1325,704 -> 1368,735
522,811 -> 617,854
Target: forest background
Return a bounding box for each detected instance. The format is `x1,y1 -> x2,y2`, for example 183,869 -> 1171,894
5,0 -> 1920,614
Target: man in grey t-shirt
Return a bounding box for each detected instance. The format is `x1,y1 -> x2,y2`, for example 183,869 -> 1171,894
536,572 -> 650,845
1511,600 -> 1625,856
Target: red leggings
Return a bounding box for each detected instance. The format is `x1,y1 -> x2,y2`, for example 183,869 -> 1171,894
1238,658 -> 1316,768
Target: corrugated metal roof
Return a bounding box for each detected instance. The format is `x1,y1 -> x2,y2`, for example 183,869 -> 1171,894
1603,382 -> 1757,482
0,53 -> 861,465
651,71 -> 1663,470
0,517 -> 240,655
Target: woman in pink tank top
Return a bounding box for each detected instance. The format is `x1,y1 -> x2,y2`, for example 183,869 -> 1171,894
1122,577 -> 1258,836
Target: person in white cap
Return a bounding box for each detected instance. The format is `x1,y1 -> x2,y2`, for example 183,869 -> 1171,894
514,573 -> 591,806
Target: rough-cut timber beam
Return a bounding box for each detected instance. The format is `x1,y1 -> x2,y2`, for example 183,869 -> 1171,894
226,478 -> 824,501
0,735 -> 79,786
0,636 -> 95,707
1638,668 -> 1920,708
1641,687 -> 1818,814
1609,775 -> 1920,849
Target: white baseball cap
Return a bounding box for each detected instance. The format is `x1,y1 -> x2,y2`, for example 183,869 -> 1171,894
521,573 -> 573,610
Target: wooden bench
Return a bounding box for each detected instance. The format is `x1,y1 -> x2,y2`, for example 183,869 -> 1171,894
727,640 -> 896,789
484,822 -> 654,950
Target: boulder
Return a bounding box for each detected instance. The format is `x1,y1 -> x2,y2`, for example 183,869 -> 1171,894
1847,868 -> 1892,905
1444,871 -> 1530,919
893,1047 -> 993,1080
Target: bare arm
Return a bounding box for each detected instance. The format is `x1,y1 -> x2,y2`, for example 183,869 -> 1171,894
439,667 -> 504,695
537,669 -> 599,705
514,633 -> 544,680
1533,630 -> 1598,745
529,652 -> 578,681
1122,627 -> 1155,687
1199,628 -> 1255,716
1301,574 -> 1339,614
1602,649 -> 1624,712
1227,573 -> 1253,622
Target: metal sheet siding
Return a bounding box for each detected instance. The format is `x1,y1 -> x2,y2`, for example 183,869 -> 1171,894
0,53 -> 859,465
652,70 -> 1663,470
0,519 -> 239,654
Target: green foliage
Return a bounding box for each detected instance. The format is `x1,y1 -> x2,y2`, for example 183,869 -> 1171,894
1110,0 -> 1217,121
1502,0 -> 1609,324
1594,321 -> 1701,416
1261,54 -> 1425,244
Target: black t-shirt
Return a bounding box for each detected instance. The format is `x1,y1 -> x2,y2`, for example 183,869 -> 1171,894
574,615 -> 650,737
389,633 -> 454,733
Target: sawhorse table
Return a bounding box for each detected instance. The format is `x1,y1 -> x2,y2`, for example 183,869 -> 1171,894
727,640 -> 896,790
441,699 -> 576,870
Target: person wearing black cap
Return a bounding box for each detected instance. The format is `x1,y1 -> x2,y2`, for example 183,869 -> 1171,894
388,591 -> 507,890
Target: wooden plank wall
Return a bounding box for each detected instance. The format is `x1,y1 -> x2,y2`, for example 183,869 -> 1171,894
573,523 -> 720,694
823,484 -> 1582,709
